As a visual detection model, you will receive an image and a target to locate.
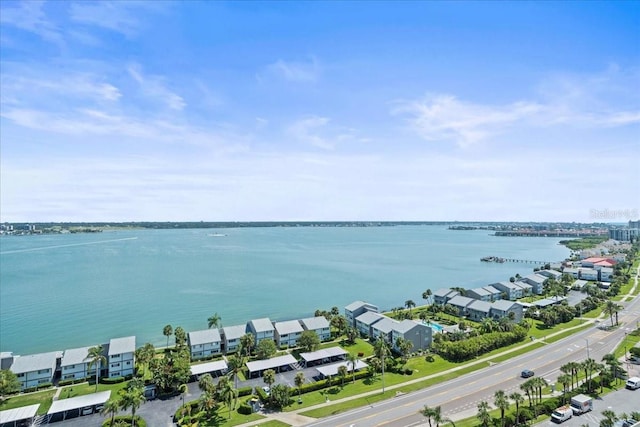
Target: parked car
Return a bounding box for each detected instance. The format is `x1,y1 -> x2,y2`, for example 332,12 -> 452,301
81,406 -> 94,415
521,369 -> 534,378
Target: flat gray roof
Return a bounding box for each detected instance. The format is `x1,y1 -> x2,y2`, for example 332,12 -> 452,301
222,324 -> 246,341
483,285 -> 501,294
47,391 -> 111,415
447,295 -> 475,307
190,360 -> 228,376
246,354 -> 297,373
299,316 -> 330,330
61,346 -> 94,367
299,347 -> 348,362
10,351 -> 58,374
189,329 -> 221,346
355,311 -> 383,325
394,319 -> 425,334
468,287 -> 490,296
108,336 -> 135,355
316,360 -> 368,377
249,318 -> 274,333
274,320 -> 304,336
468,300 -> 491,313
0,404 -> 39,423
371,317 -> 398,334
345,300 -> 368,311
491,300 -> 518,311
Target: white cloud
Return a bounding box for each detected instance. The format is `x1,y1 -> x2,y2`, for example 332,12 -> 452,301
287,116 -> 332,149
69,1 -> 164,37
264,57 -> 321,83
0,0 -> 62,45
393,94 -> 541,146
127,64 -> 186,111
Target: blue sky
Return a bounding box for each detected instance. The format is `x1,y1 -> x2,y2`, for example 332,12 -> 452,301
1,1 -> 639,222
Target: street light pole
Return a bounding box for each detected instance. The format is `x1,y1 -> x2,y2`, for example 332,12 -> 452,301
584,338 -> 590,359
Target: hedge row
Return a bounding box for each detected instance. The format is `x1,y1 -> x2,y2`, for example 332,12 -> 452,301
102,415 -> 147,427
237,386 -> 252,397
101,376 -> 125,384
58,377 -> 90,386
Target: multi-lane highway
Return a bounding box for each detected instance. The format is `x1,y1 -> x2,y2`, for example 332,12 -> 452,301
306,277 -> 640,427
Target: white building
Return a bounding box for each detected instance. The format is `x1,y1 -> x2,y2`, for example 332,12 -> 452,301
247,318 -> 275,346
60,346 -> 97,381
10,351 -> 59,390
221,325 -> 246,354
274,320 -> 304,348
188,329 -> 222,360
345,301 -> 379,328
299,316 -> 331,342
108,336 -> 135,378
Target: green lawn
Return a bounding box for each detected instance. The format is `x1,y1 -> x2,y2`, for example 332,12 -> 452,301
0,389 -> 56,415
259,421 -> 291,427
177,402 -> 264,427
338,338 -> 374,358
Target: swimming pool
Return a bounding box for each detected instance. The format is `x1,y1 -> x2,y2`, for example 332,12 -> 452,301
423,320 -> 445,332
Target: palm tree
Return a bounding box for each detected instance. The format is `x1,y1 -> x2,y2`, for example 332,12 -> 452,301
226,352 -> 246,389
162,324 -> 173,348
600,409 -> 619,427
420,405 -> 454,427
520,378 -> 534,407
337,365 -> 348,387
494,390 -> 509,427
134,343 -> 155,375
347,353 -> 358,384
198,373 -> 215,394
294,372 -> 305,398
405,300 -> 416,316
509,392 -> 524,425
565,361 -> 580,391
119,387 -> 145,427
581,358 -> 598,392
240,333 -> 254,356
422,289 -> 433,305
476,400 -> 491,427
602,353 -> 624,384
216,376 -> 237,419
100,398 -> 120,426
557,374 -> 572,404
603,300 -> 620,327
87,345 -> 106,392
207,313 -> 221,329
531,376 -> 548,404
177,383 -> 188,409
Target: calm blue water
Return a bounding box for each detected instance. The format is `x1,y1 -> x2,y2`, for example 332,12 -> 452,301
0,226 -> 569,355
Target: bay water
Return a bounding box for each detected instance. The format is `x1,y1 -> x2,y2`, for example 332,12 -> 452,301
0,226 -> 569,355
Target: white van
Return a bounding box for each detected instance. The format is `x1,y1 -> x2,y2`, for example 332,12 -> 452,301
626,376 -> 640,390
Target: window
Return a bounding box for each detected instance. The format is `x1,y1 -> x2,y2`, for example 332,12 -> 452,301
17,373 -> 24,377
111,363 -> 120,368
37,369 -> 49,374
126,361 -> 131,365
111,354 -> 120,359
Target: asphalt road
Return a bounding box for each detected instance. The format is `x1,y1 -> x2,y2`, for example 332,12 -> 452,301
305,293 -> 640,427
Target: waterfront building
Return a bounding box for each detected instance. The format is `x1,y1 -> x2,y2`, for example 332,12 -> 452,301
273,320 -> 304,348
491,281 -> 523,300
246,318 -> 275,346
221,324 -> 246,354
482,285 -> 503,301
354,311 -> 384,338
537,269 -> 562,281
370,317 -> 399,343
446,295 -> 475,316
60,346 -> 96,381
490,300 -> 524,323
345,301 -> 379,328
9,351 -> 59,390
188,329 -> 222,360
433,288 -> 459,305
520,274 -> 546,295
391,320 -> 432,352
514,281 -> 533,296
466,300 -> 492,321
466,287 -> 493,302
299,316 -> 331,342
107,336 -> 135,378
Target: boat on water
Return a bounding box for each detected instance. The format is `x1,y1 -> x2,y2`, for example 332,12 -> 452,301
208,233 -> 227,237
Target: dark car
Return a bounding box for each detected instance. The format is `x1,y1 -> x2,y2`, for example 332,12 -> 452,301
521,369 -> 535,378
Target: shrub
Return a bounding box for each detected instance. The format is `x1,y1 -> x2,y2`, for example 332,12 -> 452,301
237,386 -> 253,397
425,355 -> 435,362
101,376 -> 125,384
24,386 -> 37,393
58,379 -> 74,387
103,415 -> 146,426
256,387 -> 269,402
404,368 -> 413,375
237,403 -> 252,415
37,382 -> 52,389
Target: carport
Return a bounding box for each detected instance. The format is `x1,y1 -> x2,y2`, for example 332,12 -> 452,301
315,360 -> 368,379
46,390 -> 111,422
299,347 -> 347,367
246,354 -> 298,378
190,360 -> 228,379
0,404 -> 39,427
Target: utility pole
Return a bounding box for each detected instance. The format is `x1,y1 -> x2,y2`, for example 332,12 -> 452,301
584,338 -> 590,359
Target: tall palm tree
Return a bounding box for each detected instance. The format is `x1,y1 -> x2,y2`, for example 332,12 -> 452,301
226,352 -> 245,389
216,376 -> 237,419
422,289 -> 433,305
420,405 -> 454,427
294,372 -> 305,398
519,378 -> 534,407
566,361 -> 580,391
119,387 -> 145,427
509,392 -> 524,425
600,409 -> 619,427
162,324 -> 173,348
602,353 -> 624,384
240,333 -> 254,356
494,390 -> 509,427
337,365 -> 348,387
87,345 -> 106,392
177,383 -> 188,409
347,352 -> 358,384
134,343 -> 155,375
198,373 -> 215,395
263,369 -> 276,404
557,374 -> 572,404
207,313 -> 221,329
581,358 -> 598,392
476,400 -> 491,427
405,300 -> 416,316
100,398 -> 120,426
531,377 -> 548,404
